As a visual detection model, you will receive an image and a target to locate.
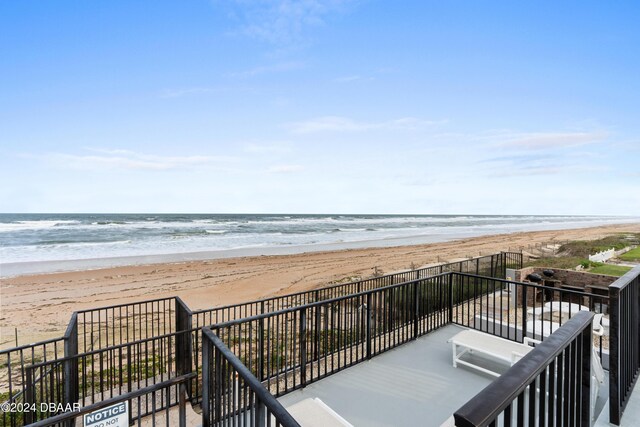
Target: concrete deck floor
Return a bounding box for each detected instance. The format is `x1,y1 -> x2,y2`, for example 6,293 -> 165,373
595,379 -> 640,427
278,324 -> 611,427
278,325 -> 501,427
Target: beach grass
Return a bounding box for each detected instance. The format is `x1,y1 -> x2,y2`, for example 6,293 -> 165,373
588,264 -> 632,277
558,233 -> 640,258
525,255 -> 632,277
525,257 -> 589,270
620,247 -> 640,262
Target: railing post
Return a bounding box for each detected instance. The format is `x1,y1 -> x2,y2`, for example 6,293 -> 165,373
63,313 -> 79,427
175,298 -> 193,397
258,314 -> 265,382
521,283 -> 528,341
314,305 -> 321,361
490,254 -> 495,278
387,288 -> 394,333
179,382 -> 187,427
256,401 -> 266,427
214,346 -> 223,425
580,325 -> 592,425
413,281 -> 419,339
24,366 -> 35,424
609,285 -> 621,425
201,333 -> 210,427
366,293 -> 372,360
300,308 -> 307,387
448,274 -> 454,324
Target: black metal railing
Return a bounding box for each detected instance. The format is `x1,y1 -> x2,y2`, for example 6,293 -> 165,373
202,328 -> 300,427
609,265 -> 640,425
205,274 -> 452,408
453,311 -> 595,427
1,316 -> 77,425
76,297 -> 176,354
450,273 -> 608,356
22,328 -> 199,423
200,272 -> 612,427
0,338 -> 65,427
191,252 -> 520,331
204,273 -> 607,403
25,373 -> 195,427
0,314 -> 78,427
177,252 -> 520,404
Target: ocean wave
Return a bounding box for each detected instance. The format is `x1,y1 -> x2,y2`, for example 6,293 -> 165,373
40,240 -> 132,249
1,214 -> 635,266
0,220 -> 80,232
91,221 -> 128,225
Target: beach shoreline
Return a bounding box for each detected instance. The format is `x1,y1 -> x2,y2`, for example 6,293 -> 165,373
2,216 -> 639,278
1,222 -> 640,349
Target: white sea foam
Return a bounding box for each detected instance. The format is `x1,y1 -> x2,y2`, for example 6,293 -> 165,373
0,220 -> 80,232
1,214 -> 637,269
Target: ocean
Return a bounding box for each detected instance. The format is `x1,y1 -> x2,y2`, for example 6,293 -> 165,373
0,213 -> 637,276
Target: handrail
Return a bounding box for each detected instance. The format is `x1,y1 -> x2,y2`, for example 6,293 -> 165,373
202,328 -> 300,427
208,273 -> 451,329
192,252 -> 518,315
74,296 -> 177,314
453,311 -> 594,426
26,327 -> 202,370
609,264 -> 640,290
25,372 -> 197,427
0,337 -> 65,355
608,264 -> 640,424
207,271 -> 599,331
455,272 -> 605,299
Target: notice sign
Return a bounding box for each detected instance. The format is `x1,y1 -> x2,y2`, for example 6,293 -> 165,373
83,401 -> 128,427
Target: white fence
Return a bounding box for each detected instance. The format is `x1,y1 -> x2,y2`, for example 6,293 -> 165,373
589,248 -> 615,263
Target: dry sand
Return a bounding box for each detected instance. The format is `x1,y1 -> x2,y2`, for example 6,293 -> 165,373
2,223 -> 639,348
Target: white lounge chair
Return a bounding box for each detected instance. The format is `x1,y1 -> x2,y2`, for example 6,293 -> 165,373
285,398 -> 353,427
450,328 -> 606,421
526,319 -> 562,339
448,329 -> 539,377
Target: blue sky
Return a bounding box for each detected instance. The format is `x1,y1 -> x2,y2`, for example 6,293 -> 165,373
1,0 -> 638,214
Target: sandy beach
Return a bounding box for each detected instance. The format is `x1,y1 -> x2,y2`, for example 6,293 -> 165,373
2,222 -> 639,349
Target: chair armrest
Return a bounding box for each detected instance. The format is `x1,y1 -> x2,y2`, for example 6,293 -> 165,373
593,324 -> 605,337
511,351 -> 527,364
523,337 -> 541,346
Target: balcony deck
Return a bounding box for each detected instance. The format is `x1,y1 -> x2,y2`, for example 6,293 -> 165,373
278,324 -> 610,427
278,325 -> 498,426
595,379 -> 640,426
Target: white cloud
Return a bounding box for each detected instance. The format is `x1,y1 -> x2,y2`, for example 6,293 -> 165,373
333,75 -> 373,83
160,87 -> 218,98
49,149 -> 237,171
267,164 -> 304,173
285,116 -> 443,134
488,165 -> 587,178
497,131 -> 607,150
